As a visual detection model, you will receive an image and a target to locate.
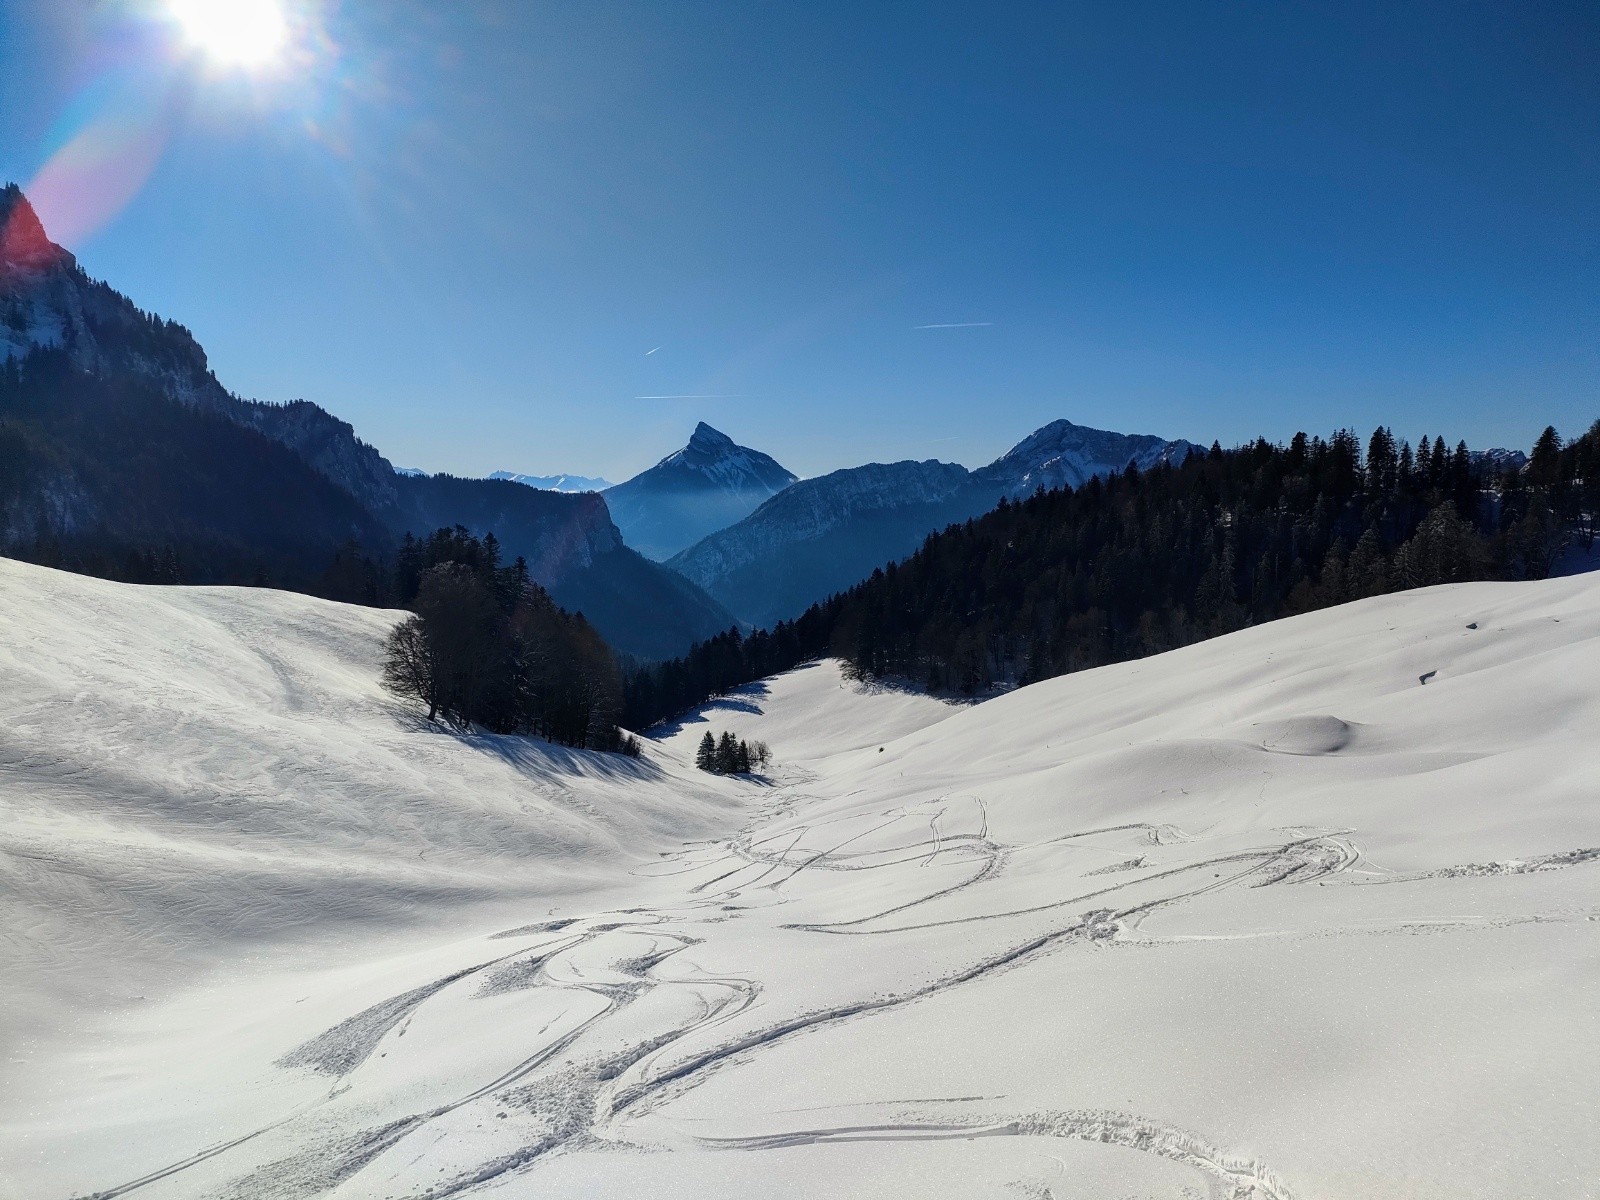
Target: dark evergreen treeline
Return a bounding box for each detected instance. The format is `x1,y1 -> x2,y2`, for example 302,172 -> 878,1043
625,422 -> 1600,726
0,348 -> 389,589
378,526 -> 639,752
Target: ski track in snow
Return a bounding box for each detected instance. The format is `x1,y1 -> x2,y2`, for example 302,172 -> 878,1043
74,798 -> 1586,1200
7,573 -> 1596,1200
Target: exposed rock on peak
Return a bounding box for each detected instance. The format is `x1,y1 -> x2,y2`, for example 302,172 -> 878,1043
976,418 -> 1201,496
0,184 -> 66,273
688,421 -> 734,450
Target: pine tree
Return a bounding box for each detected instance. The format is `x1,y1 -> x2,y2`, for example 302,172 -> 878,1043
716,732 -> 738,774
695,731 -> 716,772
1529,426 -> 1563,489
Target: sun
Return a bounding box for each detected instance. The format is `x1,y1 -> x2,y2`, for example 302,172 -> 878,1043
168,0 -> 291,70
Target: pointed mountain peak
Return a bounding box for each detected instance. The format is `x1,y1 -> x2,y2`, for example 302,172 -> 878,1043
0,183 -> 68,273
605,423 -> 799,559
689,421 -> 735,451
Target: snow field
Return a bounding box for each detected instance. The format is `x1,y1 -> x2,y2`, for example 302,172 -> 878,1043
1,560 -> 1596,1198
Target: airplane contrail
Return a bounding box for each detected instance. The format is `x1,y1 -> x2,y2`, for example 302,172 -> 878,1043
645,346 -> 662,355
635,394 -> 742,400
914,322 -> 994,329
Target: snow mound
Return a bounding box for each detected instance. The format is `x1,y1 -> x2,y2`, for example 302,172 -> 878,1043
1252,713 -> 1357,755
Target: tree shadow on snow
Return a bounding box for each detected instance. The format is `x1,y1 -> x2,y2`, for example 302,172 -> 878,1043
385,702 -> 672,784
647,679 -> 772,738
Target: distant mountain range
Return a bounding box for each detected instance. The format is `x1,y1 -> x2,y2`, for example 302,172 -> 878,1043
397,468 -> 615,493
602,422 -> 797,560
0,184 -> 731,659
10,175 -> 1541,660
665,420 -> 1203,628
486,471 -> 613,492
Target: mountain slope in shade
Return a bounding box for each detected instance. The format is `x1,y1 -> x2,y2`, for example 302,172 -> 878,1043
602,422 -> 797,560
5,561 -> 1595,1199
2,185 -> 402,514
668,459 -> 985,628
0,350 -> 392,585
487,471 -> 613,492
668,419 -> 1200,627
0,184 -> 727,658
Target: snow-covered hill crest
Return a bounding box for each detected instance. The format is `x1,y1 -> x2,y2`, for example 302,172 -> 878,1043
0,557 -> 739,1056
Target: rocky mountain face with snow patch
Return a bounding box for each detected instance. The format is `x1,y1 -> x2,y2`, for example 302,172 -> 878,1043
975,418 -> 1201,495
0,184 -> 730,658
666,420 -> 1201,628
603,422 -> 797,560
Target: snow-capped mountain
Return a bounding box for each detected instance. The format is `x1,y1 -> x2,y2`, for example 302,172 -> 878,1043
667,419 -> 1201,627
976,418 -> 1202,495
603,422 -> 797,560
0,183 -> 732,659
1470,448 -> 1530,473
487,471 -> 614,492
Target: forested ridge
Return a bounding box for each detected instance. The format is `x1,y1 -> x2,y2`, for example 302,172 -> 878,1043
624,422 -> 1600,727
0,348 -> 389,588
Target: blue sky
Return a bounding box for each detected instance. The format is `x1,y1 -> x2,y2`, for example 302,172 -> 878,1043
2,0 -> 1596,480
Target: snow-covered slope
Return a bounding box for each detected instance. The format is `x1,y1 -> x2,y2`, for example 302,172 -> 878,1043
603,423 -> 797,560
0,557 -> 741,1063
3,565 -> 1596,1199
653,658 -> 961,763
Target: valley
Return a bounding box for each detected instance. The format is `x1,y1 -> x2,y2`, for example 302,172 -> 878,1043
2,558 -> 1595,1199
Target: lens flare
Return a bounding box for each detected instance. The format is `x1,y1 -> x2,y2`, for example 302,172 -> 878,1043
22,68 -> 179,251
168,0 -> 290,70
